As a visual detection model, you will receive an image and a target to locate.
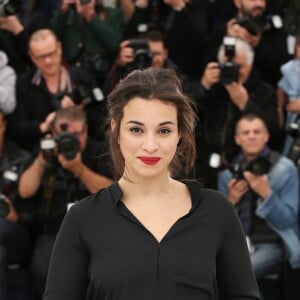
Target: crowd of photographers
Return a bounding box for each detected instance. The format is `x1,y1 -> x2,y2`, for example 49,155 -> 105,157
0,0 -> 300,300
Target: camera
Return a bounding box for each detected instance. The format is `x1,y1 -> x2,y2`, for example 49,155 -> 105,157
230,156 -> 270,180
219,36 -> 240,85
235,16 -> 266,36
0,166 -> 19,218
40,124 -> 80,161
0,0 -> 22,17
287,120 -> 300,139
52,84 -> 101,109
127,38 -> 152,70
235,15 -> 282,36
286,119 -> 300,166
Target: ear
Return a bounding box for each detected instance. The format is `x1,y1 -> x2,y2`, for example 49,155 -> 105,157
111,119 -> 116,130
28,49 -> 34,62
233,0 -> 240,9
264,131 -> 270,144
235,134 -> 240,146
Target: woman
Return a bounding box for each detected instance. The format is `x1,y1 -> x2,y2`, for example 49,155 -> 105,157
44,68 -> 260,300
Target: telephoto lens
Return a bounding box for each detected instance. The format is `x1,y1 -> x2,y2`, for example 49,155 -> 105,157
40,135 -> 56,161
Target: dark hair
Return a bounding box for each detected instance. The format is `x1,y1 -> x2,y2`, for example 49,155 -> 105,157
107,68 -> 197,179
52,106 -> 87,130
147,30 -> 166,44
235,113 -> 268,133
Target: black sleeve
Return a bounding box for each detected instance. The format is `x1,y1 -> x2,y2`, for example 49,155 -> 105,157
244,83 -> 280,150
44,208 -> 89,300
254,28 -> 291,86
217,201 -> 261,300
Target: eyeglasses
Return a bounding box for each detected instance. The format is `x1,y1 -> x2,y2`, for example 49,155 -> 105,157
32,48 -> 59,61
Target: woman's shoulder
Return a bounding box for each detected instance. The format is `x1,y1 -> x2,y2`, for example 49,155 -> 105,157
70,183 -> 117,215
185,181 -> 232,209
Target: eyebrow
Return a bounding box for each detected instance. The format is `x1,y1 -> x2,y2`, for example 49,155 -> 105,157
126,121 -> 176,126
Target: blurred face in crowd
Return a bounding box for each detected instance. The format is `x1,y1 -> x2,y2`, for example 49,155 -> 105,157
235,117 -> 269,160
29,33 -> 62,77
149,40 -> 168,69
234,0 -> 266,18
115,97 -> 180,181
54,119 -> 88,151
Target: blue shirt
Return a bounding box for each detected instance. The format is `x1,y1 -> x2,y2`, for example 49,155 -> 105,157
218,155 -> 300,268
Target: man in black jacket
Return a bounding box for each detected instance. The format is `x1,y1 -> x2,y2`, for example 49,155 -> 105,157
18,106 -> 113,299
205,0 -> 291,88
192,37 -> 280,189
0,109 -> 33,300
8,28 -> 106,152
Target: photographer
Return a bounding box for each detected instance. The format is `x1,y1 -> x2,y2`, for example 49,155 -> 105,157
48,0 -> 125,86
218,113 -> 300,283
18,106 -> 112,299
0,1 -> 48,74
192,37 -> 279,189
104,29 -> 181,96
205,0 -> 291,88
8,28 -> 106,152
0,109 -> 32,300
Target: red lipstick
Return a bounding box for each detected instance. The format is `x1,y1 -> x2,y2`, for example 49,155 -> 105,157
138,157 -> 161,165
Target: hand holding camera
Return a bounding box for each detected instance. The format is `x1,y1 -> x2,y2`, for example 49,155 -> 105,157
228,178 -> 249,205
116,40 -> 135,67
243,171 -> 271,199
201,62 -> 220,90
227,17 -> 262,48
0,14 -> 23,35
57,150 -> 84,177
224,82 -> 248,110
3,196 -> 19,222
40,111 -> 56,134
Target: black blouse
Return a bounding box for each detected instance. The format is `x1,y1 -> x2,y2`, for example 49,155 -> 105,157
44,182 -> 260,300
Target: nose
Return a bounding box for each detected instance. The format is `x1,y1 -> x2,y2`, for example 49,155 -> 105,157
142,134 -> 159,153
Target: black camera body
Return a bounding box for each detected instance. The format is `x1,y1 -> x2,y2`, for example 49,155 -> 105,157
128,38 -> 152,70
0,0 -> 22,17
219,36 -> 240,85
230,156 -> 270,180
0,166 -> 19,218
220,62 -> 239,85
40,124 -> 80,161
287,121 -> 300,139
53,84 -> 92,108
56,129 -> 80,160
235,14 -> 282,36
235,16 -> 266,35
286,119 -> 300,166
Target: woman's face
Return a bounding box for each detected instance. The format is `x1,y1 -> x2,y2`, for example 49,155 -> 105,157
116,97 -> 180,180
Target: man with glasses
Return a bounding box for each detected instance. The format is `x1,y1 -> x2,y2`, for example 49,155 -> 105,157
8,28 -> 106,152
18,106 -> 113,299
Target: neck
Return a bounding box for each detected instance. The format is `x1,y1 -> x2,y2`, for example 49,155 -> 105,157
119,173 -> 176,202
43,65 -> 63,82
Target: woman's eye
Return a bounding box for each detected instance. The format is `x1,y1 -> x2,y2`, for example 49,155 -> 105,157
130,127 -> 142,133
160,128 -> 171,135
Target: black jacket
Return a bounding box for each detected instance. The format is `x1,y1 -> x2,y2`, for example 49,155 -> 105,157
8,66 -> 106,151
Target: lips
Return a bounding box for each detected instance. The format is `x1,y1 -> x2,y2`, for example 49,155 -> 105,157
138,157 -> 161,165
